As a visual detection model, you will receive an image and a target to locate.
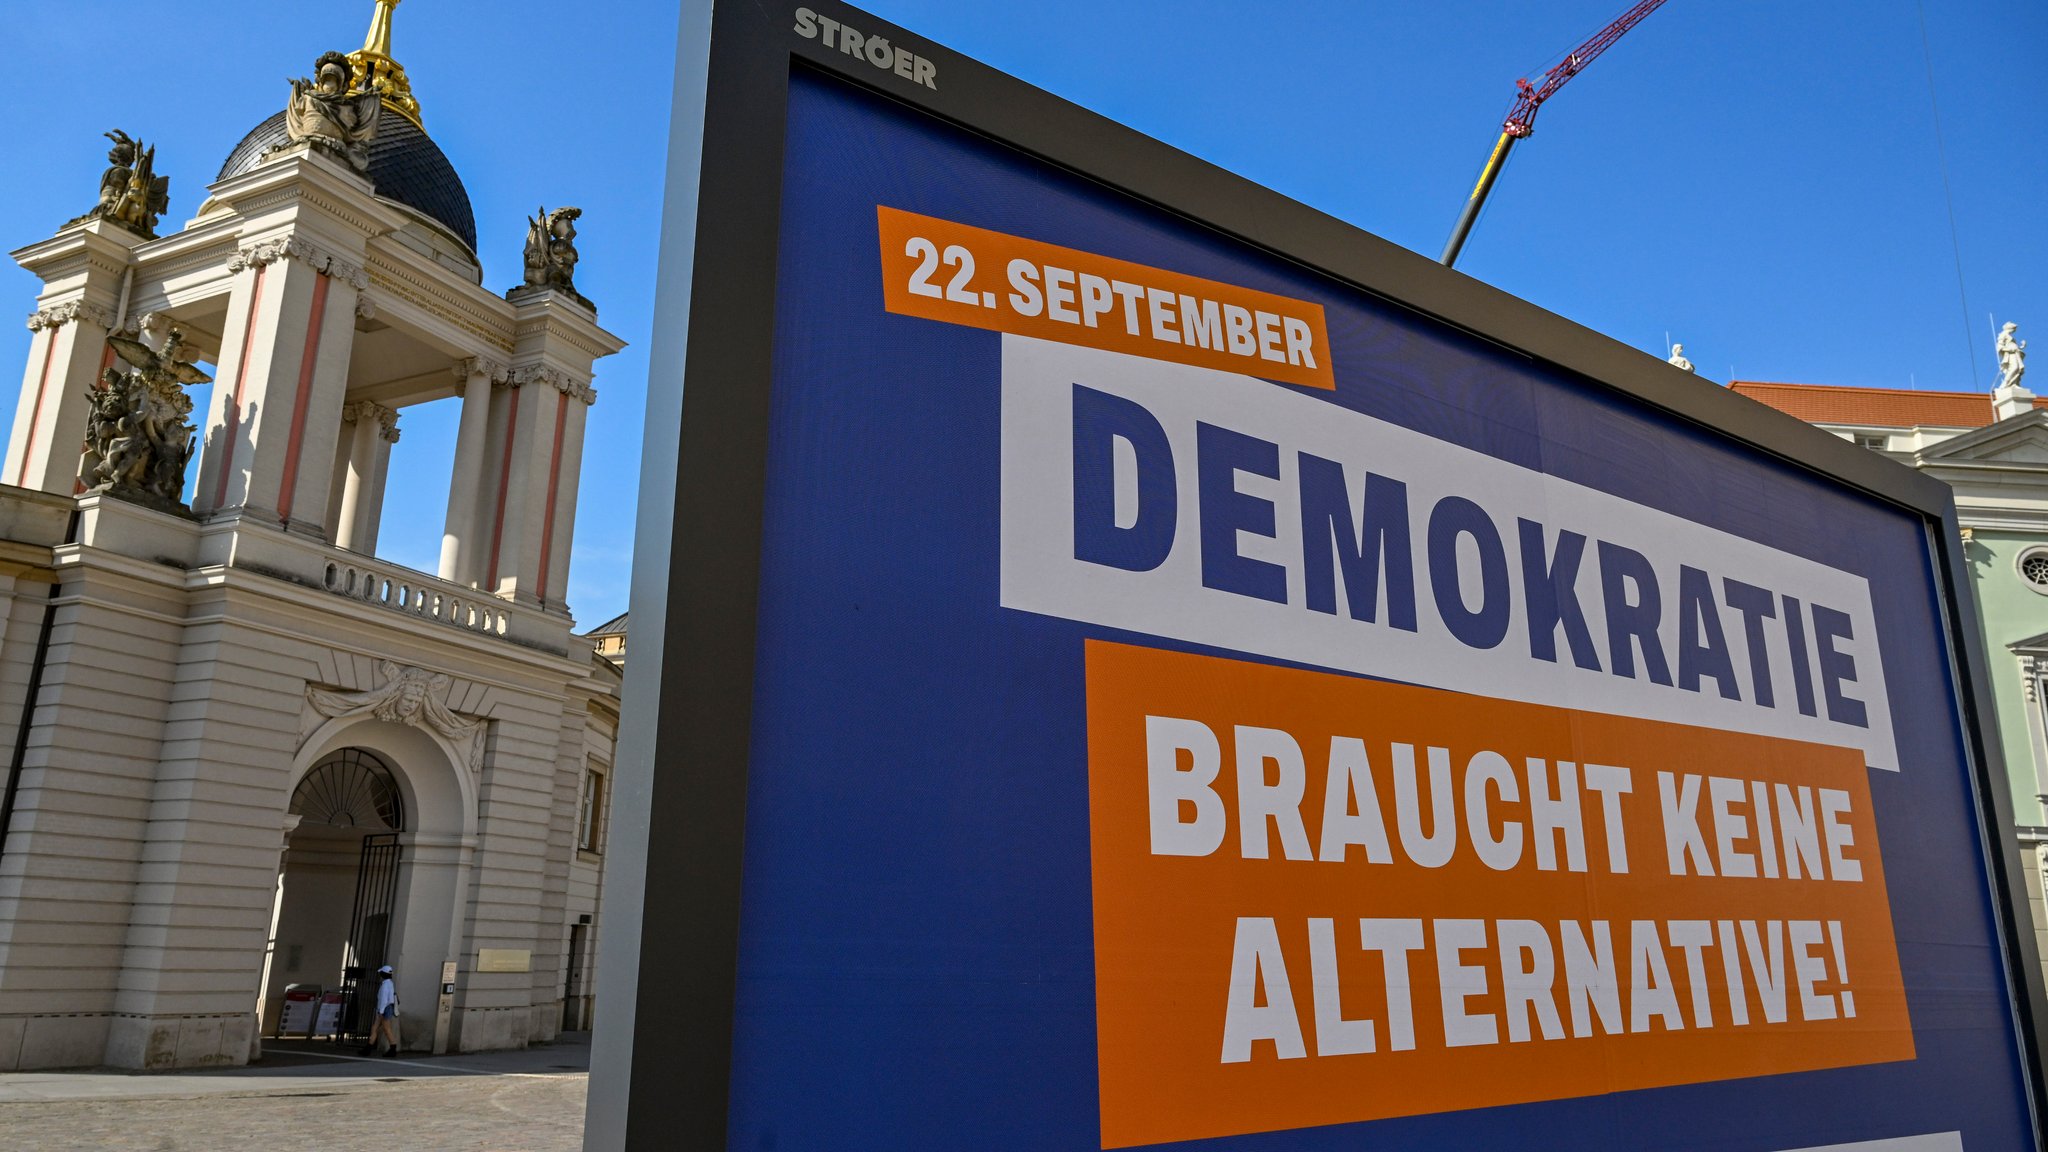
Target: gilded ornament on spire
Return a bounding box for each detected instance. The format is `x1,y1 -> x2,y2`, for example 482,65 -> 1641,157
348,0 -> 422,126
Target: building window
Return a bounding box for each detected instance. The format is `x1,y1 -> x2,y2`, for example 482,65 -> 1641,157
2020,547 -> 2048,595
579,765 -> 608,854
1853,433 -> 1887,451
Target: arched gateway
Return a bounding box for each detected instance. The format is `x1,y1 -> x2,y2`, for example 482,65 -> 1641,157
264,749 -> 406,1040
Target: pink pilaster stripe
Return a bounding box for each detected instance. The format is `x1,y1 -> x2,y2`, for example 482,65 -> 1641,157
276,272 -> 330,524
212,264 -> 269,510
534,390 -> 569,604
486,387 -> 521,591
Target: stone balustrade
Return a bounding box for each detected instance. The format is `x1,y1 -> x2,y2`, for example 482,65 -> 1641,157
65,492 -> 576,657
321,556 -> 509,636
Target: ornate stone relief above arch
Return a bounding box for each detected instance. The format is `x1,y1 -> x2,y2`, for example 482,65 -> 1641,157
305,660 -> 484,771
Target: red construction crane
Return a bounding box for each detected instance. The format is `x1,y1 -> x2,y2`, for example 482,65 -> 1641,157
1440,0 -> 1672,267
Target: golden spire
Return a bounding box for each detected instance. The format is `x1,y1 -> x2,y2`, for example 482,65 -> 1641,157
349,0 -> 423,126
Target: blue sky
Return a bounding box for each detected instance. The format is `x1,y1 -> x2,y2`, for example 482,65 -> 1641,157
4,1 -> 2041,628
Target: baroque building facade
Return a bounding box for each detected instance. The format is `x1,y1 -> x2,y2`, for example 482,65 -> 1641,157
0,2 -> 624,1070
1732,362 -> 2048,990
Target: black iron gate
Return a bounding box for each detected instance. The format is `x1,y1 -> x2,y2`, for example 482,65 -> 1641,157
337,832 -> 401,1041
563,922 -> 589,1031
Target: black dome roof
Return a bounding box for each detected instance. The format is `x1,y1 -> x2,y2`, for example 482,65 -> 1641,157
219,110 -> 478,255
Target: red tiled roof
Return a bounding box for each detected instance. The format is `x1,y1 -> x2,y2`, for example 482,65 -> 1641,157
1728,381 -> 2048,429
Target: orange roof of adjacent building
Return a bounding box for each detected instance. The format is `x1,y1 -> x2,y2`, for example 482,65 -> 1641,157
1729,381 -> 2048,429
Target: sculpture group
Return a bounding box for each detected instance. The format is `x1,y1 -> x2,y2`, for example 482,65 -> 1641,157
83,329 -> 208,508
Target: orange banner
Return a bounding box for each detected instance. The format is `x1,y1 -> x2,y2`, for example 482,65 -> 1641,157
1086,640 -> 1911,1148
876,206 -> 1335,389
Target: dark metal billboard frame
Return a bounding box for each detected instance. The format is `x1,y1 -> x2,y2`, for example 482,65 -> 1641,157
596,2 -> 2048,1146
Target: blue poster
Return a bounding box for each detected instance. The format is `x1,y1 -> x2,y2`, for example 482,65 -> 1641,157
717,64 -> 2035,1151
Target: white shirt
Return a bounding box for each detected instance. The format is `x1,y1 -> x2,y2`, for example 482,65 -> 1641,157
376,977 -> 397,1013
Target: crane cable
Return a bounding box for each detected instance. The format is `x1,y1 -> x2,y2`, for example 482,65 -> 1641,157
1915,0 -> 1982,388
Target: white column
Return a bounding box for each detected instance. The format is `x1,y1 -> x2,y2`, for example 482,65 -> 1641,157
362,410 -> 399,556
323,409 -> 359,542
276,276 -> 360,535
541,378 -> 594,609
7,303 -> 114,495
192,238 -> 368,519
481,368 -> 566,604
439,359 -> 501,584
333,400 -> 397,554
6,223 -> 140,496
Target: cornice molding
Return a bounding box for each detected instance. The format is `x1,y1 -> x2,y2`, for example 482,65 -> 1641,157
205,153 -> 396,239
137,241 -> 241,285
364,250 -> 515,354
11,225 -> 141,281
511,313 -> 627,362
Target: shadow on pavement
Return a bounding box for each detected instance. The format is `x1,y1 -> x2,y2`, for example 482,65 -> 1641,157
246,1032 -> 590,1078
0,1032 -> 591,1104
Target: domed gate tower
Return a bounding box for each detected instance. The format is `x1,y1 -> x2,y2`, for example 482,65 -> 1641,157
0,1 -> 625,1070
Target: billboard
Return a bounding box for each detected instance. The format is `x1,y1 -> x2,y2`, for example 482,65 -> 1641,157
592,3 -> 2048,1149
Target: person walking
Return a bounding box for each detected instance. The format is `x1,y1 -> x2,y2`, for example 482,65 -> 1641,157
364,965 -> 400,1057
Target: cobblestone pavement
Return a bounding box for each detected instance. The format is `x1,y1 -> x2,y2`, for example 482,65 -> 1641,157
0,1039 -> 591,1152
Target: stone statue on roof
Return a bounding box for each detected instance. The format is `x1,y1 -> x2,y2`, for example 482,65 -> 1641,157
282,51 -> 382,173
70,130 -> 170,239
1667,343 -> 1695,373
519,206 -> 594,312
1996,322 -> 2026,391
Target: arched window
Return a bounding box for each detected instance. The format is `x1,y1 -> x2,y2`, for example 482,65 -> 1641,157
291,748 -> 406,832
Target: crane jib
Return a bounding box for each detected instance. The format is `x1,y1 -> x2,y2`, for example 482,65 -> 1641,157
1439,0 -> 1674,267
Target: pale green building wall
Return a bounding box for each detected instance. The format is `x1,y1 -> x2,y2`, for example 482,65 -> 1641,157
1963,529 -> 2048,823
